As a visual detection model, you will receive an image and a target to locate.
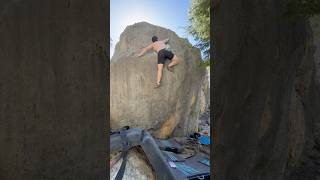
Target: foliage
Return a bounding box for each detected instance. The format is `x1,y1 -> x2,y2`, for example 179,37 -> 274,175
188,0 -> 210,60
197,59 -> 210,68
285,0 -> 320,18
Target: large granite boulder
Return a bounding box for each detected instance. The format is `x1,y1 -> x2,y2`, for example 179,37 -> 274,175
212,1 -> 320,179
110,22 -> 206,138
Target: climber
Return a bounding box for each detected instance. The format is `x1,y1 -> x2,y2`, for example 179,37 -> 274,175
137,35 -> 179,88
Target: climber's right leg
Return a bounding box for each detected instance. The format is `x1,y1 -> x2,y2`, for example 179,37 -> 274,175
168,55 -> 179,68
167,55 -> 178,72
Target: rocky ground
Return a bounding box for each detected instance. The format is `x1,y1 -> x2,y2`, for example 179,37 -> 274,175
110,149 -> 155,180
110,106 -> 211,180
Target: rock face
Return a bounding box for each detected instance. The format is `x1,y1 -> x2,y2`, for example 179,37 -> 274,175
0,1 -> 107,179
110,22 -> 206,138
287,15 -> 320,180
201,67 -> 210,113
212,1 -> 320,180
312,16 -> 320,85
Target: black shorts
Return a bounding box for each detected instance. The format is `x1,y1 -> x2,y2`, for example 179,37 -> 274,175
157,49 -> 174,64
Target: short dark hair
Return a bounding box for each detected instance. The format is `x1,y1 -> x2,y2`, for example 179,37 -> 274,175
152,36 -> 158,42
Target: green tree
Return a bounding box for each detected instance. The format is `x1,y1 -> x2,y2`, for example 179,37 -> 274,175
188,0 -> 210,60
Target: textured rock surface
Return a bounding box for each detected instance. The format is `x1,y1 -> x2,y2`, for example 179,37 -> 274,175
212,1 -> 320,180
110,149 -> 155,180
110,22 -> 206,138
311,16 -> 320,85
199,67 -> 210,114
0,1 -> 108,179
286,15 -> 320,180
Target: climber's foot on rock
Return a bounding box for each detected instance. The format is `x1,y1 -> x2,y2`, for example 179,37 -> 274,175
167,65 -> 174,72
154,83 -> 161,89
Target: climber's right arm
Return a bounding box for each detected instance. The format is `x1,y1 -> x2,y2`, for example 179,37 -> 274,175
137,44 -> 153,57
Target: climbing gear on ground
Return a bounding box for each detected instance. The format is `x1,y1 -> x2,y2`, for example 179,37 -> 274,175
199,136 -> 210,145
199,159 -> 210,166
185,137 -> 200,154
190,132 -> 201,139
168,161 -> 176,168
165,147 -> 179,153
110,126 -> 129,136
157,139 -> 184,153
162,151 -> 185,162
114,126 -> 131,180
110,128 -> 210,180
175,163 -> 200,176
167,153 -> 178,161
187,172 -> 210,180
110,128 -> 176,180
110,152 -> 122,168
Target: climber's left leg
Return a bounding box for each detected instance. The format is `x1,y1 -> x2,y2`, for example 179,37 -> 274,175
155,64 -> 163,88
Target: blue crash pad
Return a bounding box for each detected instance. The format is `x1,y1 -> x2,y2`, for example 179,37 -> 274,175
199,135 -> 210,145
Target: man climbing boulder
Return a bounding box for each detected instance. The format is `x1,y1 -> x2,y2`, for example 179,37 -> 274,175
137,35 -> 179,88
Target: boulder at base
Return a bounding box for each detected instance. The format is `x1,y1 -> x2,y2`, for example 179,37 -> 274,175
110,22 -> 206,138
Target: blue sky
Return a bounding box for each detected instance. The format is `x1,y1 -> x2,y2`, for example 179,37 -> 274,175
110,0 -> 196,57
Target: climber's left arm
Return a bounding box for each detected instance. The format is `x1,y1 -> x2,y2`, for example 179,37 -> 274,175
137,44 -> 153,57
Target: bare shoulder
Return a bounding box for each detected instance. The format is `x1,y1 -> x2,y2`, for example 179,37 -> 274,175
161,38 -> 169,44
146,43 -> 154,50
